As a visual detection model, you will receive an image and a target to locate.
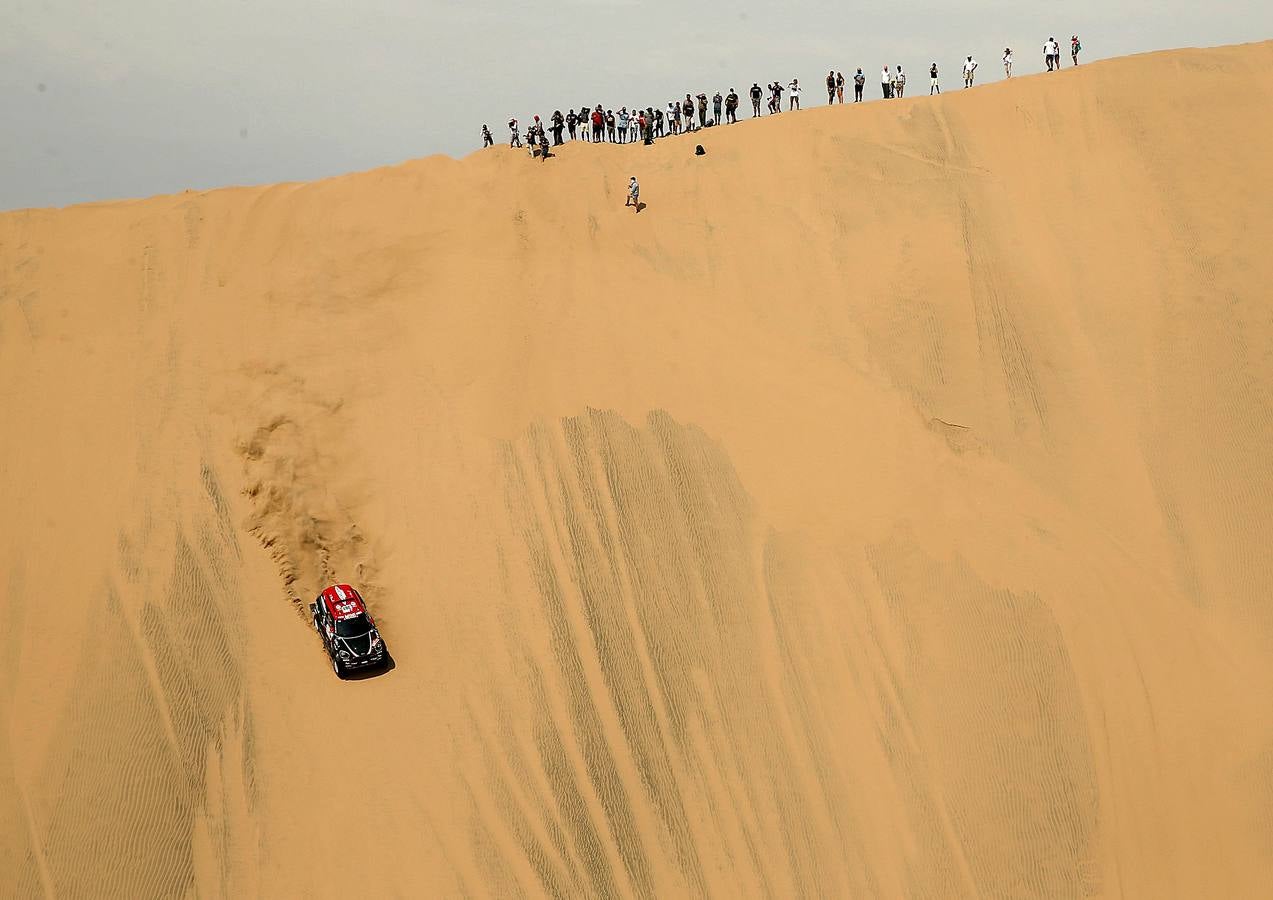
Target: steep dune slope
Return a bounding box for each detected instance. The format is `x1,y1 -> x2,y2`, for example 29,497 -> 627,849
2,41 -> 1272,898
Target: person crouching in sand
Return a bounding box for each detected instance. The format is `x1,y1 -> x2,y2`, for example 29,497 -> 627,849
626,176 -> 640,211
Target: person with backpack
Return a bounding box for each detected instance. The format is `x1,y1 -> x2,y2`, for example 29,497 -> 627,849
726,88 -> 739,123
881,65 -> 892,99
929,62 -> 940,95
508,118 -> 521,148
963,55 -> 978,88
482,124 -> 493,147
713,91 -> 723,124
750,83 -> 763,116
788,78 -> 802,110
853,68 -> 865,102
836,71 -> 845,103
826,70 -> 837,104
1071,35 -> 1081,65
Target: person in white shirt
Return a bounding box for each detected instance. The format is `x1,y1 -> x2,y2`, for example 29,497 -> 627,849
895,65 -> 906,98
788,78 -> 801,110
881,65 -> 892,99
963,56 -> 977,88
1003,48 -> 1013,77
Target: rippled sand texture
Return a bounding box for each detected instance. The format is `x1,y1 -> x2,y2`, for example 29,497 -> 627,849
3,41 -> 1273,899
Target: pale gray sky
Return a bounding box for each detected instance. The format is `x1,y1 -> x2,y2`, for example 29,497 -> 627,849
3,0 -> 1270,210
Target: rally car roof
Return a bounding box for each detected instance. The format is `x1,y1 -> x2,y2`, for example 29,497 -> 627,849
318,584 -> 367,620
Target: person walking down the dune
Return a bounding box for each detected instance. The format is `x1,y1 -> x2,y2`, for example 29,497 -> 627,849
895,65 -> 906,98
826,70 -> 837,104
881,65 -> 892,99
750,82 -> 763,116
1003,48 -> 1013,77
481,124 -> 493,147
789,78 -> 802,110
1044,37 -> 1055,71
836,71 -> 846,103
726,88 -> 739,123
1071,35 -> 1082,65
626,176 -> 640,211
508,118 -> 521,148
591,107 -> 604,142
854,68 -> 865,102
963,55 -> 978,88
930,62 -> 940,95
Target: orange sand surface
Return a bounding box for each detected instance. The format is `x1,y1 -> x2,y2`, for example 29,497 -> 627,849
2,40 -> 1272,898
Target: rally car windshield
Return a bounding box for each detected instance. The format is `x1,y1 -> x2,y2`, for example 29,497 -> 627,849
335,613 -> 372,637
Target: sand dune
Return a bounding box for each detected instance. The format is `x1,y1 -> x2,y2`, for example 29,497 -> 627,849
3,41 -> 1273,898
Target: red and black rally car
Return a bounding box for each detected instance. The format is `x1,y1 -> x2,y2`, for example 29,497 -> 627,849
309,584 -> 388,677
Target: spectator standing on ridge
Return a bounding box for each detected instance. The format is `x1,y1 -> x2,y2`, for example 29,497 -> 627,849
592,107 -> 604,142
713,91 -> 723,123
771,81 -> 784,112
930,62 -> 940,95
826,70 -> 837,104
1044,37 -> 1054,71
1004,48 -> 1013,77
854,68 -> 865,101
482,124 -> 493,147
789,78 -> 802,109
881,65 -> 892,99
697,93 -> 708,127
1071,35 -> 1082,65
654,106 -> 664,137
552,110 -> 565,145
508,118 -> 521,147
618,107 -> 629,143
750,82 -> 763,116
726,88 -> 739,123
836,71 -> 846,103
566,110 -> 578,141
630,109 -> 640,142
606,109 -> 617,142
895,65 -> 906,98
963,55 -> 978,87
